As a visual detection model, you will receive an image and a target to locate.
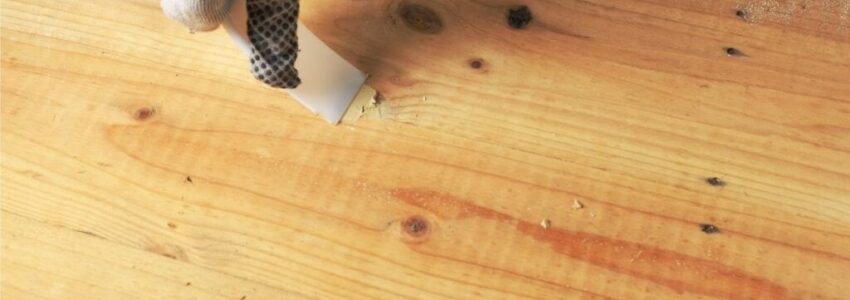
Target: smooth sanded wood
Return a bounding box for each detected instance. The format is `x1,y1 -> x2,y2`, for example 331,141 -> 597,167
2,0 -> 849,299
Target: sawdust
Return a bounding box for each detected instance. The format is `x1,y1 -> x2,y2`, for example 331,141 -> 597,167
572,199 -> 584,209
540,218 -> 551,229
339,85 -> 390,123
842,1 -> 850,30
736,0 -> 850,31
629,250 -> 644,263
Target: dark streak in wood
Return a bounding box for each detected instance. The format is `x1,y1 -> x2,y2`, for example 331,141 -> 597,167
73,229 -> 105,240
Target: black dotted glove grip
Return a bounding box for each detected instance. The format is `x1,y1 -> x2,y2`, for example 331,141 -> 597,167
247,0 -> 301,88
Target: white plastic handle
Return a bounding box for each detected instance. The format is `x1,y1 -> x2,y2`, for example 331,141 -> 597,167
221,0 -> 367,124
222,0 -> 251,55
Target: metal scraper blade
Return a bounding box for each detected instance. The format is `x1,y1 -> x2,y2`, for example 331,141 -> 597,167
222,0 -> 367,124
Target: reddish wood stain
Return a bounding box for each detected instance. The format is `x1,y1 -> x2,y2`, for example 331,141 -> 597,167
391,188 -> 788,299
391,188 -> 511,222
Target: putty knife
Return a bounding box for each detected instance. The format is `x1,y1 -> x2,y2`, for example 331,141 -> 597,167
222,0 -> 367,124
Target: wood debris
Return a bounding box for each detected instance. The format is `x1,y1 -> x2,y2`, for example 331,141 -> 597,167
572,199 -> 584,209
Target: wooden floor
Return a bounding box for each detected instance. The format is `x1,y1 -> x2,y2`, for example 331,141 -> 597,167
3,0 -> 850,299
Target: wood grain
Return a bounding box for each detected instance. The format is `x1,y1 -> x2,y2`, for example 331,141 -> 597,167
2,0 -> 850,299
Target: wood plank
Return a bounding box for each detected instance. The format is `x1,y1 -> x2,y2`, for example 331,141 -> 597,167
2,0 -> 849,299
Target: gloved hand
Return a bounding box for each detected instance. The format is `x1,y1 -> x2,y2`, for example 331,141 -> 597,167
161,0 -> 302,88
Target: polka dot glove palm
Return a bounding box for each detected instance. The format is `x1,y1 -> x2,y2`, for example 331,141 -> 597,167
162,0 -> 301,88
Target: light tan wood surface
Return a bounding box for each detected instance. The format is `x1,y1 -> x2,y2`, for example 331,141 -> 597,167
2,0 -> 850,299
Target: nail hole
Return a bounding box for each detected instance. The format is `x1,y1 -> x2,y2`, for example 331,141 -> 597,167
469,59 -> 483,69
700,224 -> 720,234
705,177 -> 726,187
735,9 -> 747,20
725,47 -> 744,57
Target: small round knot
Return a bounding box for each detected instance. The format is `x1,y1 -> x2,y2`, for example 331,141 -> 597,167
402,216 -> 430,237
134,107 -> 155,121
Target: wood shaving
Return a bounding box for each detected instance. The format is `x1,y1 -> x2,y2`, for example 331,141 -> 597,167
572,199 -> 584,209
